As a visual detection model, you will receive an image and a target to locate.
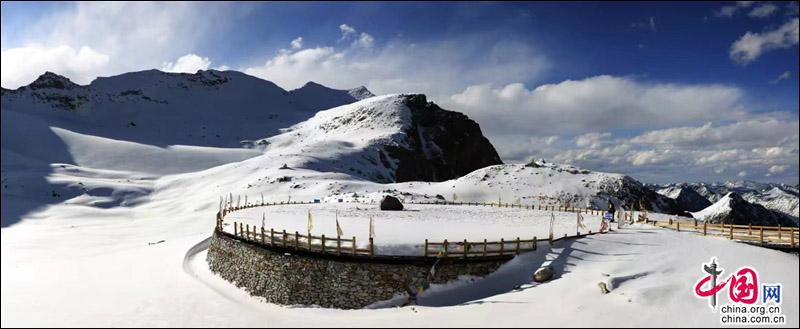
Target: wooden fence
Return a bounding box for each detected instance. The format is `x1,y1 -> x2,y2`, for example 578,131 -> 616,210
227,220 -> 374,256
214,199 -> 611,260
645,218 -> 799,248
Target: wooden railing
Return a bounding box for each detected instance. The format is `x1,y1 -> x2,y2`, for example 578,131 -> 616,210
645,218 -> 799,248
214,199 -> 611,260
227,221 -> 375,256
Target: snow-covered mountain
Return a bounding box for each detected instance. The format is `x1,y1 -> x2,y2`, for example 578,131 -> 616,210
1,70 -> 371,226
650,181 -> 799,220
2,70 -> 370,149
690,192 -> 796,226
249,93 -> 502,183
653,185 -> 712,213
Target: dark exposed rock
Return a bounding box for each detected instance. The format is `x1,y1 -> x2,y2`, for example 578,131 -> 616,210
386,95 -> 503,182
380,195 -> 404,211
533,266 -> 553,282
599,176 -> 682,214
29,72 -> 80,90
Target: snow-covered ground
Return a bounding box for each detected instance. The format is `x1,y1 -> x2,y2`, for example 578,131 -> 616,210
3,215 -> 796,327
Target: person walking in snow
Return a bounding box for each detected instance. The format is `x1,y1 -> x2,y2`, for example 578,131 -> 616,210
607,200 -> 616,222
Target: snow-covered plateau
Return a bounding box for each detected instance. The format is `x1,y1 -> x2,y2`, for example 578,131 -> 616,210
2,71 -> 797,327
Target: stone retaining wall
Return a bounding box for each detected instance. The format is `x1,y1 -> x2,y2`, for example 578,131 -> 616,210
206,231 -> 509,309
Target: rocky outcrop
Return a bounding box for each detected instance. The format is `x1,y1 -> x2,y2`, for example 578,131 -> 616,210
386,95 -> 503,182
380,195 -> 404,211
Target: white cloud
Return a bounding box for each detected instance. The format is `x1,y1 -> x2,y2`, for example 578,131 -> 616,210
355,32 -> 375,48
446,76 -> 747,136
748,3 -> 779,18
339,24 -> 356,39
161,54 -> 211,73
770,70 -> 791,84
243,31 -> 549,97
715,1 -> 756,17
290,37 -> 304,50
1,45 -> 109,87
768,165 -> 788,175
730,18 -> 799,65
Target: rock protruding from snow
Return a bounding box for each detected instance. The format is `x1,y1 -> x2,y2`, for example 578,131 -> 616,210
28,72 -> 81,90
691,192 -> 796,226
533,266 -> 554,282
380,195 -> 404,211
386,94 -> 503,182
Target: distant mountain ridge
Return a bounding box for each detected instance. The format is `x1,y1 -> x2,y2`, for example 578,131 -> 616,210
2,69 -> 373,148
649,181 -> 798,224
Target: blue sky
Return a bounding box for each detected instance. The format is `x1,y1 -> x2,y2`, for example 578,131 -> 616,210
1,1 -> 798,184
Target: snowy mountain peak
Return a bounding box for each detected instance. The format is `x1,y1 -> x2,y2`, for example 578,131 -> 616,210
27,72 -> 81,90
289,81 -> 374,112
691,192 -> 796,226
347,86 -> 375,100
258,93 -> 502,183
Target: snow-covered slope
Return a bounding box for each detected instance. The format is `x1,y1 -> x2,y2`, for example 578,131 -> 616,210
690,192 -> 796,226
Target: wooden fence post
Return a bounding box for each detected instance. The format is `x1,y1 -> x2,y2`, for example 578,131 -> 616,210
270,228 -> 275,246
234,221 -> 238,236
759,227 -> 764,246
424,239 -> 429,257
748,224 -> 752,235
533,236 -> 537,250
282,230 -> 287,248
295,231 -> 299,250
778,225 -> 782,241
483,239 -> 487,256
463,239 -> 468,258
515,237 -> 520,255
791,230 -> 795,248
729,225 -> 733,240
703,222 -> 707,236
369,237 -> 374,257
261,226 -> 265,244
443,239 -> 449,257
321,235 -> 326,253
499,239 -> 504,256
677,222 -> 680,232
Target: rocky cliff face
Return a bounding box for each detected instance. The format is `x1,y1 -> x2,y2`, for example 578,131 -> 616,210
386,95 -> 503,182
